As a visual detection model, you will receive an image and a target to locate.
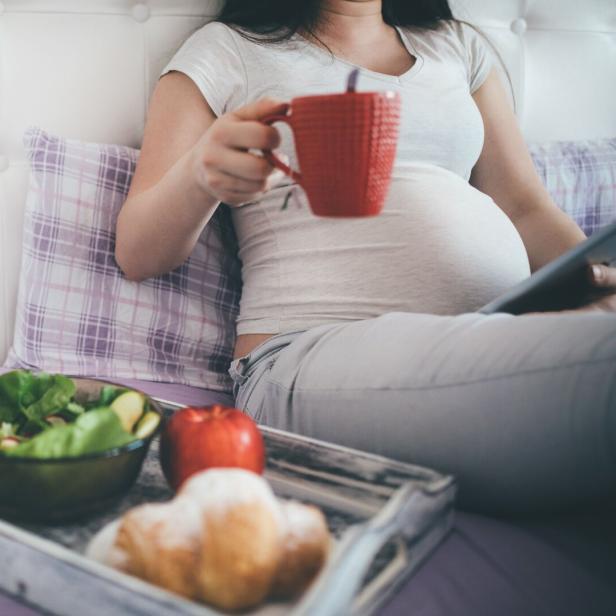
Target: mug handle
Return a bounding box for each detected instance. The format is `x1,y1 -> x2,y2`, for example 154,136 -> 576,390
261,106 -> 303,184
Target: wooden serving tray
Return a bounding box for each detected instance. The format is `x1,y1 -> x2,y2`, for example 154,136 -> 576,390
0,397 -> 456,616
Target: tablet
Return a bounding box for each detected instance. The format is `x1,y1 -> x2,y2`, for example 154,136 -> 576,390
479,221 -> 616,315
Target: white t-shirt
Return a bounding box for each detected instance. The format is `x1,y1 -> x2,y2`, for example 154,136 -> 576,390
161,21 -> 530,335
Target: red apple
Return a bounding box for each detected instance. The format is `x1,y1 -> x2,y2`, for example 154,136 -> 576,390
160,405 -> 265,490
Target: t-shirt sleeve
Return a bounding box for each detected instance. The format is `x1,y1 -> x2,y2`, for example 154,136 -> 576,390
159,21 -> 247,116
456,22 -> 494,93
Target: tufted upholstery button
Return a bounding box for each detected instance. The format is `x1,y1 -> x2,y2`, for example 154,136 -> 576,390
132,3 -> 150,23
510,18 -> 528,35
0,156 -> 9,173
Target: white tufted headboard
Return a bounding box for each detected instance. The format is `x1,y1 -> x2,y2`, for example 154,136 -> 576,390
1,0 -> 615,363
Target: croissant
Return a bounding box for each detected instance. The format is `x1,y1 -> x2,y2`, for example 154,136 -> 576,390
104,468 -> 330,611
112,498 -> 202,599
272,500 -> 331,599
180,468 -> 283,610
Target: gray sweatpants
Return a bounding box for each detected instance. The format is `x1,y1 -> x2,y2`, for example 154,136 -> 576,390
228,311 -> 616,514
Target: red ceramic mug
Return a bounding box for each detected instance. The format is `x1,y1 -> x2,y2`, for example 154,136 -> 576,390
262,89 -> 401,217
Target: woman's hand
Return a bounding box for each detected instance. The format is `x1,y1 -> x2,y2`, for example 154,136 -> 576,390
189,97 -> 288,207
575,264 -> 616,313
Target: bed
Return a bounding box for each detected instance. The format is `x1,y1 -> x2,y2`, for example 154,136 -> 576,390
1,0 -> 615,614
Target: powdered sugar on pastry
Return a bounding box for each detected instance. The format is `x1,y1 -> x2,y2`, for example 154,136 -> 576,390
127,499 -> 202,551
270,500 -> 331,599
86,518 -> 122,564
279,501 -> 328,549
180,468 -> 283,525
107,544 -> 130,570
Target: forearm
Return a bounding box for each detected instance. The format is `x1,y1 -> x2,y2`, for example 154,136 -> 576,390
512,203 -> 586,272
115,151 -> 219,281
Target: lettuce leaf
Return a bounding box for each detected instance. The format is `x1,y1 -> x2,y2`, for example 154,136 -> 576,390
5,407 -> 135,458
0,370 -> 35,423
0,370 -> 76,432
22,374 -> 76,431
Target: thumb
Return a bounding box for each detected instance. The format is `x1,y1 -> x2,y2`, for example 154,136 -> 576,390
590,263 -> 616,288
230,97 -> 289,121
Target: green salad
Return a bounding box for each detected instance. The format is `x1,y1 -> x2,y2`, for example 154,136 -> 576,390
0,370 -> 160,459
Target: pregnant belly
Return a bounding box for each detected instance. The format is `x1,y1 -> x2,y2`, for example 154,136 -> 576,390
380,164 -> 531,314
237,163 -> 532,327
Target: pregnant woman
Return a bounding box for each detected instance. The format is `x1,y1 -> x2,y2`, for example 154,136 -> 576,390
115,0 -> 616,513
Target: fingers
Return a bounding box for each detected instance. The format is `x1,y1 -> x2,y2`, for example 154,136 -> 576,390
589,264 -> 616,288
209,170 -> 268,195
582,292 -> 616,314
229,97 -> 289,122
195,97 -> 291,205
210,149 -> 274,181
205,167 -> 286,205
211,120 -> 281,151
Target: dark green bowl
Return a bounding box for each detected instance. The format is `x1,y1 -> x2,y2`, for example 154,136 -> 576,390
0,377 -> 163,524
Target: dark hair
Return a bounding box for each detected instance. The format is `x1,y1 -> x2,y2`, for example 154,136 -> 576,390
217,0 -> 454,43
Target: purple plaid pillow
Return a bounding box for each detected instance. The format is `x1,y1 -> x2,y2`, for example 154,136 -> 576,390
529,137 -> 616,236
4,127 -> 241,392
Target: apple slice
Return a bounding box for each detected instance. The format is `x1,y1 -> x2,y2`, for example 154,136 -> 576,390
0,437 -> 20,450
134,411 -> 160,439
46,415 -> 67,427
110,391 -> 145,433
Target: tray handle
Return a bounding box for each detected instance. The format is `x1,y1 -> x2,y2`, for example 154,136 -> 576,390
293,480 -> 451,616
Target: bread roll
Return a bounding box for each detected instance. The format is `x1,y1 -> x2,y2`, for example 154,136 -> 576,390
271,501 -> 331,598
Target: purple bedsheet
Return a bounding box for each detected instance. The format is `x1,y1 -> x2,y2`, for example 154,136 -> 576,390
100,377 -> 234,408
0,374 -> 614,615
384,509 -> 616,616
